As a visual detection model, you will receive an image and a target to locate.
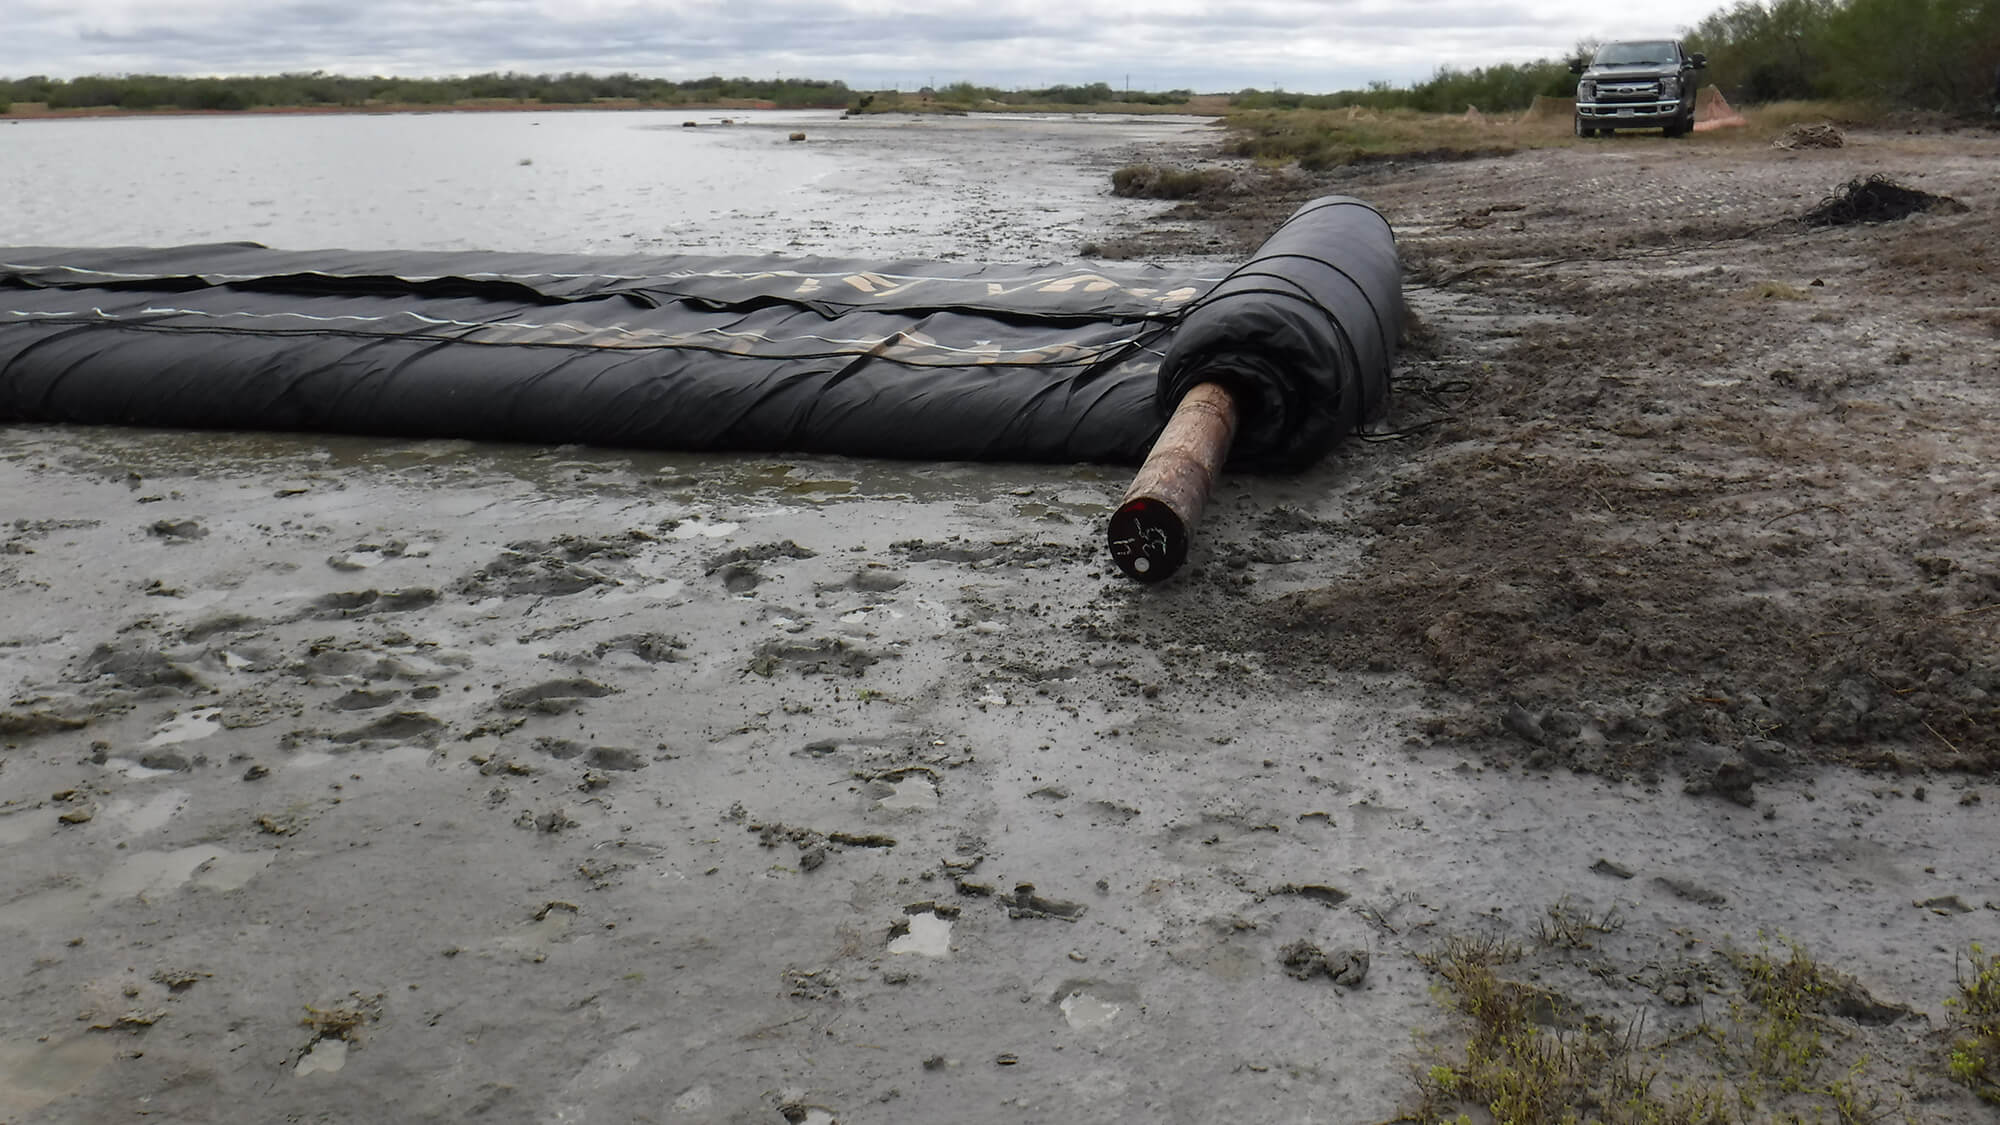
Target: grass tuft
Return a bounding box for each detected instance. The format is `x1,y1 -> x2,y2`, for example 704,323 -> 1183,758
1109,163 -> 1235,200
1947,943 -> 2000,1103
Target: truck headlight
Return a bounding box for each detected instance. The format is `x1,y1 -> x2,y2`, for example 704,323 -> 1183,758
1578,81 -> 1595,99
1658,76 -> 1680,98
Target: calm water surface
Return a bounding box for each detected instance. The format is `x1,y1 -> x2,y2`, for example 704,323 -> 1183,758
0,110 -> 841,254
0,110 -> 1207,260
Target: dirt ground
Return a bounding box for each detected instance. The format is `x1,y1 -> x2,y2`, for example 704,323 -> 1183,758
2,117 -> 1998,1123
1122,125 -> 2000,779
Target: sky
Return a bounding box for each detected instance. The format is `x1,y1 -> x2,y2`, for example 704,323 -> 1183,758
5,0 -> 1734,93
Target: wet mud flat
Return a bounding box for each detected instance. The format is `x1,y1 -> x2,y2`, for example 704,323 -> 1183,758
2,127 -> 1999,1122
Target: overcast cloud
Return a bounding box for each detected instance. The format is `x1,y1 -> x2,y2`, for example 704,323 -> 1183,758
6,0 -> 1728,92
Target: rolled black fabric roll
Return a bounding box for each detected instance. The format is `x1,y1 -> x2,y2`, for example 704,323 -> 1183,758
1,197 -> 1399,468
1155,196 -> 1401,469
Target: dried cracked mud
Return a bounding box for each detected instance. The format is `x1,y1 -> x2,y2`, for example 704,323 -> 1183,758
2,116 -> 1997,1123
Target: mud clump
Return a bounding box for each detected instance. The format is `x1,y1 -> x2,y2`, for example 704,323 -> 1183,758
1278,940 -> 1369,986
1772,122 -> 1844,150
147,518 -> 208,541
704,540 -> 817,574
591,633 -> 685,664
0,709 -> 89,738
998,883 -> 1086,921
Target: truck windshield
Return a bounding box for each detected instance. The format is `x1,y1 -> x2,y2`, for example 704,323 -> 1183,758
1595,41 -> 1675,66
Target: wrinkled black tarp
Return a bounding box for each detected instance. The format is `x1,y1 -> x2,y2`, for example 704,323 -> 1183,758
0,196 -> 1400,468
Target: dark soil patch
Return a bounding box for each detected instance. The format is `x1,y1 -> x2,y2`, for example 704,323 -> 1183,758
1802,174 -> 1968,227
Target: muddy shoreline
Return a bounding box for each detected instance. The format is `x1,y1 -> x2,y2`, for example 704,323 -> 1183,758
3,120 -> 1998,1122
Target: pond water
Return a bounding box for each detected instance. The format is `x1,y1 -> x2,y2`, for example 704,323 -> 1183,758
0,109 -> 1211,260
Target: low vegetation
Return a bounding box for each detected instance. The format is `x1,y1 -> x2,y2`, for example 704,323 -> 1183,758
1198,97 -> 1896,174
1222,107 -> 1522,170
1109,164 -> 1235,200
1405,929 -> 1937,1124
1949,944 -> 2000,1103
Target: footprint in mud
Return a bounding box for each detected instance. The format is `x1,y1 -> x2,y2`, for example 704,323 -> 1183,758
313,588 -> 440,618
458,535 -> 638,598
497,678 -> 615,714
291,645 -> 470,684
815,567 -> 907,595
892,538 -> 996,564
747,637 -> 885,678
849,567 -> 906,593
326,540 -> 426,572
328,711 -> 445,746
717,562 -> 763,594
72,642 -> 203,693
532,738 -> 649,770
330,688 -> 400,711
180,612 -> 261,643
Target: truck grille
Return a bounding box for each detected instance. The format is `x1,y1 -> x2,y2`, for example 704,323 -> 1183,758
1599,82 -> 1660,100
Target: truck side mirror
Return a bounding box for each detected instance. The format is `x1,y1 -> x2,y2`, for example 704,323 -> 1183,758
1690,53 -> 1708,68
1569,59 -> 1586,75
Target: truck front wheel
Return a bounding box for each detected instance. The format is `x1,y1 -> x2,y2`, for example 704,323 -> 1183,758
1574,118 -> 1597,138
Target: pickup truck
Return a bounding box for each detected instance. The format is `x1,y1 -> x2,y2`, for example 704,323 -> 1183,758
1570,40 -> 1707,137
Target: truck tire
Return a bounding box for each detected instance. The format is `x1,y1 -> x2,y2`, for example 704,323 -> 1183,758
1574,118 -> 1595,138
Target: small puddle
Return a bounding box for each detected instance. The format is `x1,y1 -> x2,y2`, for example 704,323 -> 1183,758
144,708 -> 221,746
886,911 -> 952,957
293,1038 -> 348,1077
875,776 -> 937,813
1059,989 -> 1123,1030
0,845 -> 273,931
99,789 -> 188,836
99,844 -> 273,898
0,1035 -> 122,1114
0,806 -> 58,847
669,519 -> 739,540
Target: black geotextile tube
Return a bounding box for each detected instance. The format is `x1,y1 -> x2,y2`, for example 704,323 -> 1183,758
1155,196 -> 1401,470
0,196 -> 1400,468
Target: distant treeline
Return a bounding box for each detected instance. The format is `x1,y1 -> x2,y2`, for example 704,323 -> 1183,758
1233,0 -> 2000,114
923,81 -> 1195,106
0,72 -> 852,112
1230,61 -> 1573,114
1685,0 -> 1997,110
